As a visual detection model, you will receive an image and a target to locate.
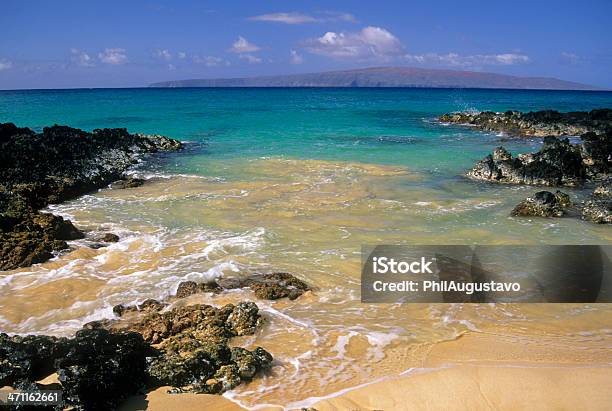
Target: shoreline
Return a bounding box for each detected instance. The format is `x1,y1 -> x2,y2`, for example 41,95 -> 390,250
117,330 -> 612,410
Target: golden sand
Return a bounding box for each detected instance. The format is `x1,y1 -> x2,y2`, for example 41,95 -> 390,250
117,331 -> 612,410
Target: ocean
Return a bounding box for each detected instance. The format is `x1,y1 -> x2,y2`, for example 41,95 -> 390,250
1,87 -> 612,408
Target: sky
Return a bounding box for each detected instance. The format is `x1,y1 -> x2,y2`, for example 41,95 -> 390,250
0,0 -> 611,89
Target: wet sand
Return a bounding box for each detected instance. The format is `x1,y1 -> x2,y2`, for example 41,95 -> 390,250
119,331 -> 612,410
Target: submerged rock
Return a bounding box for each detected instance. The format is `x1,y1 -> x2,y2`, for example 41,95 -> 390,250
511,191 -> 570,217
230,346 -> 273,380
95,232 -> 120,243
511,185 -> 611,224
439,109 -> 612,137
175,273 -> 311,301
219,272 -> 311,300
110,177 -> 145,189
0,122 -> 182,271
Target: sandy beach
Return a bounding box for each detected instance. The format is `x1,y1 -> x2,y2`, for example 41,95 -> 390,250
117,331 -> 612,410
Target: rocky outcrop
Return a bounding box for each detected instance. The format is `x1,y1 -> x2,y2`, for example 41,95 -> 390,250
439,109 -> 612,137
56,329 -> 149,411
511,191 -> 570,217
1,301 -> 274,408
0,122 -> 182,271
142,302 -> 272,394
469,126 -> 610,223
106,301 -> 271,394
0,329 -> 149,410
467,137 -> 589,186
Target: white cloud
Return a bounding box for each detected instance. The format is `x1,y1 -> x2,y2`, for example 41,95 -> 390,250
193,55 -> 227,66
322,12 -> 357,23
98,48 -> 128,65
249,12 -> 317,24
239,54 -> 262,64
154,49 -> 172,61
0,59 -> 13,71
248,11 -> 356,24
228,36 -> 261,53
70,49 -> 95,67
403,52 -> 530,67
290,49 -> 303,64
560,51 -> 580,65
493,53 -> 529,65
305,26 -> 404,61
177,51 -> 187,59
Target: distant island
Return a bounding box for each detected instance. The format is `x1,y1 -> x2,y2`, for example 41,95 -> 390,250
149,66 -> 600,90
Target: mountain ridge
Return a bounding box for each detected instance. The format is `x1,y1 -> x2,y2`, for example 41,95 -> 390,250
149,66 -> 601,90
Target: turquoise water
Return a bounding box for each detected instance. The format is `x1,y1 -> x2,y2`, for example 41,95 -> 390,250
2,88 -> 612,178
2,89 -> 612,407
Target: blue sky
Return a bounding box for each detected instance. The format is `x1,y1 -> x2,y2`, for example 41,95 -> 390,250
0,0 -> 610,89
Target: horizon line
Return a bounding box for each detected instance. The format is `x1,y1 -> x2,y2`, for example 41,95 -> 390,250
2,85 -> 612,92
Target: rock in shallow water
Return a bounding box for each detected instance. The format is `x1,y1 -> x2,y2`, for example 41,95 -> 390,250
581,184 -> 612,224
174,272 -> 311,301
175,280 -> 223,298
0,211 -> 84,271
95,232 -> 120,243
439,109 -> 612,137
467,137 -> 587,186
112,298 -> 167,317
110,177 -> 145,189
511,191 -> 570,217
236,272 -> 311,300
582,200 -> 612,224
